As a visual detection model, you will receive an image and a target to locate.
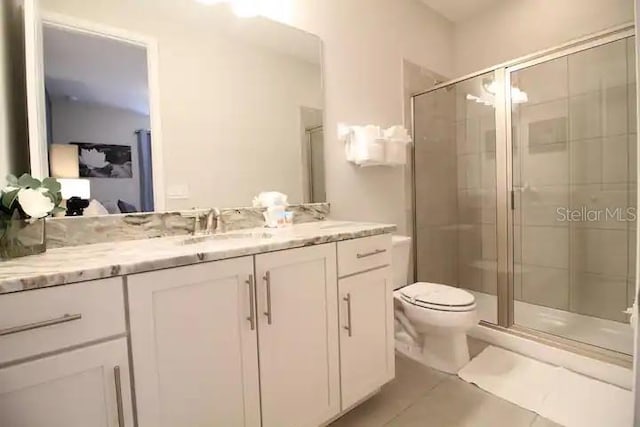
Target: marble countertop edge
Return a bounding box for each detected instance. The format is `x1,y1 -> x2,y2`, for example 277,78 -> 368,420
0,221 -> 396,295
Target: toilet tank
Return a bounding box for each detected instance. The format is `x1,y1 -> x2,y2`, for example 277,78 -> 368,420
391,235 -> 412,290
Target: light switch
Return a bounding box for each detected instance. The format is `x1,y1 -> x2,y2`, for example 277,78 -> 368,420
167,184 -> 190,199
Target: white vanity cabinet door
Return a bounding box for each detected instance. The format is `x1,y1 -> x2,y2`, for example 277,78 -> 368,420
127,257 -> 260,427
0,338 -> 133,427
339,266 -> 395,409
255,244 -> 340,427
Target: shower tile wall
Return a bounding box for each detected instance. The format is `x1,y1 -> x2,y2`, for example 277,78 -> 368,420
455,76 -> 497,296
512,38 -> 637,323
512,56 -> 571,311
414,72 -> 498,325
404,60 -> 448,284
414,87 -> 459,286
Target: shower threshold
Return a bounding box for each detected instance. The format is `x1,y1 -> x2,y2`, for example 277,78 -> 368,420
470,291 -> 633,356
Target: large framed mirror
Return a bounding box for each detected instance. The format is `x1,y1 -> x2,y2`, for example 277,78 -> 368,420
23,0 -> 325,215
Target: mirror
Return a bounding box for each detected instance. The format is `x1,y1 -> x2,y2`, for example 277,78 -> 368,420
26,0 -> 325,214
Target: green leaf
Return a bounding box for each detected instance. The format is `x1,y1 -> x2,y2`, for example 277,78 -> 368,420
43,189 -> 63,209
1,189 -> 19,210
42,177 -> 61,194
0,215 -> 8,240
52,206 -> 66,214
17,174 -> 41,189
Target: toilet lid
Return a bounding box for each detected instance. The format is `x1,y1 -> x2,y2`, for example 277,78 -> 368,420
400,282 -> 475,310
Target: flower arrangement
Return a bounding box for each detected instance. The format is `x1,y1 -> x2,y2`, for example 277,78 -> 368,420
0,174 -> 64,259
1,174 -> 64,220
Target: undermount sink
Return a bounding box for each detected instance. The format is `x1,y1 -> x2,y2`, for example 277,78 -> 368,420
178,232 -> 272,246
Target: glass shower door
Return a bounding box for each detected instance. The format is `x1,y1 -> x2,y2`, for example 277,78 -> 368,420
413,71 -> 499,324
509,37 -> 636,355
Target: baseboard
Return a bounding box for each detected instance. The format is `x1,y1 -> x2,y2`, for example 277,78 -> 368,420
469,323 -> 633,390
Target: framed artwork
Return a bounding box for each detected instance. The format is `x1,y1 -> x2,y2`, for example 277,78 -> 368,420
72,142 -> 133,178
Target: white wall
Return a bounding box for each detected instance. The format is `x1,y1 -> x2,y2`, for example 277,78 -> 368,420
454,0 -> 634,76
0,0 -> 30,186
50,98 -> 149,209
158,33 -> 322,208
0,2 -> 9,185
39,0 -> 454,232
285,0 -> 454,232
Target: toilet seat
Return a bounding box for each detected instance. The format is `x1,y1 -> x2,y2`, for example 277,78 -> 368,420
400,282 -> 476,312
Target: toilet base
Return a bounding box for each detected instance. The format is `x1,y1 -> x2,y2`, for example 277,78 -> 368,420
420,332 -> 470,374
395,333 -> 470,374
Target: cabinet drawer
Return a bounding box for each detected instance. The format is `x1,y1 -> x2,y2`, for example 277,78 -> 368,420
0,278 -> 125,364
337,234 -> 392,277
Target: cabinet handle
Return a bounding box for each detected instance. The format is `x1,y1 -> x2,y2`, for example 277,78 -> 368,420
246,274 -> 256,330
0,313 -> 82,337
356,248 -> 386,259
343,294 -> 352,337
114,365 -> 125,427
263,271 -> 272,325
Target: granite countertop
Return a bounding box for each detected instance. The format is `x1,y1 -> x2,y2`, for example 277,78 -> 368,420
0,220 -> 396,295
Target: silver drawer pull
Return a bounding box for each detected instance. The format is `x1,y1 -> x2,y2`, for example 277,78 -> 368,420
343,294 -> 352,337
263,271 -> 272,325
246,274 -> 256,331
0,313 -> 82,337
114,365 -> 125,427
356,248 -> 387,259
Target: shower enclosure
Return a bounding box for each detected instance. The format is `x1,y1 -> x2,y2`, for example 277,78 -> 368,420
413,26 -> 636,362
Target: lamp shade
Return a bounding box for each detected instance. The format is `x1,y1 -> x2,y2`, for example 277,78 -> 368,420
58,178 -> 91,200
49,144 -> 80,178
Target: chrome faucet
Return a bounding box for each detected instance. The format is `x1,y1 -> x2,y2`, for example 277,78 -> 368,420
189,208 -> 218,235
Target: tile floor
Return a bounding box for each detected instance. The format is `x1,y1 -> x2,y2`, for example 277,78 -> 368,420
329,338 -> 562,427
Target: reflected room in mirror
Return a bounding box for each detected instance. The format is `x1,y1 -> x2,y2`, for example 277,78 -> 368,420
26,0 -> 325,215
43,26 -> 152,214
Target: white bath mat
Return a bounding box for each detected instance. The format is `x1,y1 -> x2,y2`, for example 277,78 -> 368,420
458,346 -> 633,427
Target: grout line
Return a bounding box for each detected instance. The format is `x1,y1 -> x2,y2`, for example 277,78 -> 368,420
381,374 -> 452,427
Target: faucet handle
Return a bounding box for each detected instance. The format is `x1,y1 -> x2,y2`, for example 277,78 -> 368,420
183,208 -> 218,235
206,209 -> 217,234
193,214 -> 203,235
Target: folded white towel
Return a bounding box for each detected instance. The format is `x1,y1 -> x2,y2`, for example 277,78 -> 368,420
352,125 -> 385,166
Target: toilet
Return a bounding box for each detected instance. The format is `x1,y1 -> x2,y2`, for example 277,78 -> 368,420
391,235 -> 478,374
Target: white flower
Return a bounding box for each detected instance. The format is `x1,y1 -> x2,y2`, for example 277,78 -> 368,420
80,148 -> 109,169
18,188 -> 54,219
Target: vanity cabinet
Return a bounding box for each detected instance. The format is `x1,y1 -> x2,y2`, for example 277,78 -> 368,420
337,234 -> 394,409
127,256 -> 260,427
254,243 -> 340,427
0,232 -> 394,427
0,338 -> 134,427
0,278 -> 133,427
338,266 -> 394,409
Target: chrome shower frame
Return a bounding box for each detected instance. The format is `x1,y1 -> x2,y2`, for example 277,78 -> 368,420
411,23 -> 636,367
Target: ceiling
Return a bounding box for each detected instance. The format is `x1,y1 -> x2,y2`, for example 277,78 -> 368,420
420,0 -> 503,22
43,25 -> 150,115
42,5 -> 320,115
